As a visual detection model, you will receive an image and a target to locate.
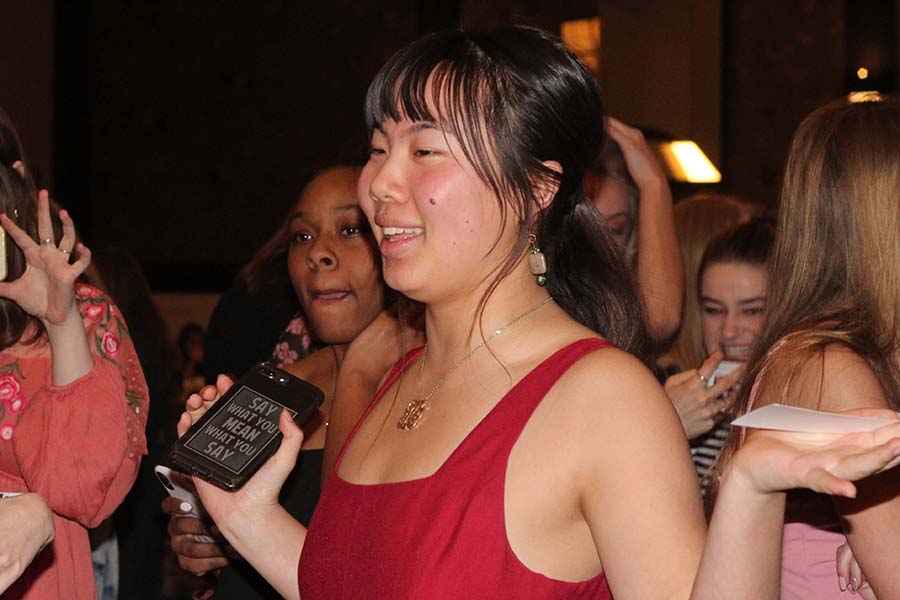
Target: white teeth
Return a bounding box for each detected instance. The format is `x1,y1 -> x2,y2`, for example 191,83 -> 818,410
723,346 -> 750,356
382,226 -> 424,236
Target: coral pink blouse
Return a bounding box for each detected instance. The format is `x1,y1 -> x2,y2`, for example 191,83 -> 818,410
0,284 -> 148,599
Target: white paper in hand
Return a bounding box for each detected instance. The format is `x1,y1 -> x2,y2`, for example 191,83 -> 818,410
731,404 -> 897,434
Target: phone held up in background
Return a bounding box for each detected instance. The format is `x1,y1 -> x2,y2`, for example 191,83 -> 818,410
169,362 -> 324,491
708,360 -> 742,388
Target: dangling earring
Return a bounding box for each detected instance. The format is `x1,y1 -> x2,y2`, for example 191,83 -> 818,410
528,233 -> 547,286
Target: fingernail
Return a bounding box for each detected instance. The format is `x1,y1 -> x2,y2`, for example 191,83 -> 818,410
839,576 -> 847,591
850,577 -> 858,592
180,502 -> 193,512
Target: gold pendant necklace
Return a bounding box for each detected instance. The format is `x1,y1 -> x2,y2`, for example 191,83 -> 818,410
397,296 -> 554,430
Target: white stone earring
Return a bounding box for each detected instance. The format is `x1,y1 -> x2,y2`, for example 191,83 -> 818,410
528,233 -> 547,286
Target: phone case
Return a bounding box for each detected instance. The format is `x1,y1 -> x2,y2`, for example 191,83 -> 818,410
154,465 -> 215,543
169,362 -> 324,490
0,231 -> 7,281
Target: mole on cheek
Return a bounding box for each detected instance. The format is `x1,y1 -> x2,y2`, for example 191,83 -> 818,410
429,198 -> 437,205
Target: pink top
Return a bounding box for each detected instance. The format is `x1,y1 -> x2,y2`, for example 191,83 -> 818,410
298,338 -> 613,599
744,343 -> 844,599
0,284 -> 148,599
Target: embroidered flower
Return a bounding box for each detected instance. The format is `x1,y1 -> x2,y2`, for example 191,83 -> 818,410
8,394 -> 24,414
285,317 -> 307,335
85,304 -> 105,321
0,375 -> 21,403
0,424 -> 13,441
101,331 -> 120,358
272,342 -> 298,367
75,284 -> 100,299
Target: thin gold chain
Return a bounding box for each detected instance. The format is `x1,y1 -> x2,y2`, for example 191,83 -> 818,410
397,296 -> 554,430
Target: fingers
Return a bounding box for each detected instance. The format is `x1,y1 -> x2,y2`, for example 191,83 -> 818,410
58,209 -> 76,254
0,213 -> 37,252
162,496 -> 194,516
69,243 -> 90,276
177,411 -> 194,438
216,373 -> 234,396
849,557 -> 864,595
804,467 -> 857,498
836,542 -> 852,591
698,351 -> 724,385
270,409 -> 304,477
36,190 -> 53,246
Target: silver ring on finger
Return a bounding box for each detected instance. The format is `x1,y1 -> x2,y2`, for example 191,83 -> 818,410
60,248 -> 71,256
697,373 -> 707,384
40,238 -> 54,246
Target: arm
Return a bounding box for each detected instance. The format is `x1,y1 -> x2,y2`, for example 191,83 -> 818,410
176,377 -> 307,600
608,118 -> 683,341
570,351 -> 707,598
0,493 -> 54,594
690,344 -> 900,599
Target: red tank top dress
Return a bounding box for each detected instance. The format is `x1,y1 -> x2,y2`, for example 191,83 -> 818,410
298,338 -> 614,599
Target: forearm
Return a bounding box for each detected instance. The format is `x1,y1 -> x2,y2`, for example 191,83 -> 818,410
835,467 -> 900,598
635,180 -> 683,340
218,503 -> 307,600
45,306 -> 93,385
691,467 -> 785,600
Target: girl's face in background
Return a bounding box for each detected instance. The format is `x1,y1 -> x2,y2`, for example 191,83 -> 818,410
700,261 -> 767,361
288,168 -> 385,345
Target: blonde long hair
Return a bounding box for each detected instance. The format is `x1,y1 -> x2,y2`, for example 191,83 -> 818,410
709,97 -> 900,504
667,194 -> 750,369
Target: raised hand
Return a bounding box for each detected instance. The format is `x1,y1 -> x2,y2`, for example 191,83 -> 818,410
162,496 -> 231,577
606,117 -> 668,193
665,351 -> 744,439
0,190 -> 90,326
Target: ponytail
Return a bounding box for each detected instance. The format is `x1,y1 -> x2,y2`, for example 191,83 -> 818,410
539,188 -> 652,364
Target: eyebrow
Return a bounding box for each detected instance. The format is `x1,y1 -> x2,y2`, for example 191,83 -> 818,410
291,204 -> 360,221
700,296 -> 767,305
373,120 -> 446,138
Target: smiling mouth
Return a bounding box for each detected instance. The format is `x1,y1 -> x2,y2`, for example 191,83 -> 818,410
382,226 -> 424,242
311,290 -> 351,301
722,345 -> 751,358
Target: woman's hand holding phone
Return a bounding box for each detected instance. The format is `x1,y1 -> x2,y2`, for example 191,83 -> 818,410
665,351 -> 744,440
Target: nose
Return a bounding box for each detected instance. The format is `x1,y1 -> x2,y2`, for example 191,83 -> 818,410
720,311 -> 740,340
367,153 -> 404,206
306,235 -> 338,271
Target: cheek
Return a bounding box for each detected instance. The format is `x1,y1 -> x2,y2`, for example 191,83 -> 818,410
700,315 -> 721,351
287,248 -> 309,294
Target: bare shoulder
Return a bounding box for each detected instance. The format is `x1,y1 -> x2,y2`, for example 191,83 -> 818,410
552,344 -> 674,423
763,343 -> 888,412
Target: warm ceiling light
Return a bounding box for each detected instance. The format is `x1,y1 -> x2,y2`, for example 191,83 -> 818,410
654,141 -> 722,183
561,18 -> 601,74
856,67 -> 869,80
848,90 -> 883,103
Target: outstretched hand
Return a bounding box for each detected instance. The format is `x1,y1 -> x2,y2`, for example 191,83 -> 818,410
730,410 -> 900,498
0,190 -> 90,326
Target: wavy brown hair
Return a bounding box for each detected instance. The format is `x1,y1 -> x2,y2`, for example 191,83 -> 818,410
708,96 -> 900,505
0,109 -> 44,350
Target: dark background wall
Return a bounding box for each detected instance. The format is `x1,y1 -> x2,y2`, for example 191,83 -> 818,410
3,0 -> 898,293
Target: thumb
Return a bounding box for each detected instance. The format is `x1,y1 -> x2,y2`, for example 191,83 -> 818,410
266,410 -> 305,482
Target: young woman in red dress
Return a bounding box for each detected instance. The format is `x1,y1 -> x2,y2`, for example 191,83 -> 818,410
179,27 -> 900,600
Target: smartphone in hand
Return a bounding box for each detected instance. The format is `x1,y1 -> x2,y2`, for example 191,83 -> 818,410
169,362 -> 324,491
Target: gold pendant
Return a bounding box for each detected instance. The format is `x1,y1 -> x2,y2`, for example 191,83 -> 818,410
397,399 -> 428,430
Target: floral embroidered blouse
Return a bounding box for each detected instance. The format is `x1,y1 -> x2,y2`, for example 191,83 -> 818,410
0,283 -> 149,599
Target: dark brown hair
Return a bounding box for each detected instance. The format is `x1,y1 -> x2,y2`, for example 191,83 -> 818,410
365,26 -> 650,361
0,109 -> 44,349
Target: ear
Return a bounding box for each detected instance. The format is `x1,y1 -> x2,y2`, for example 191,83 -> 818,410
11,161 -> 26,178
535,160 -> 563,210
